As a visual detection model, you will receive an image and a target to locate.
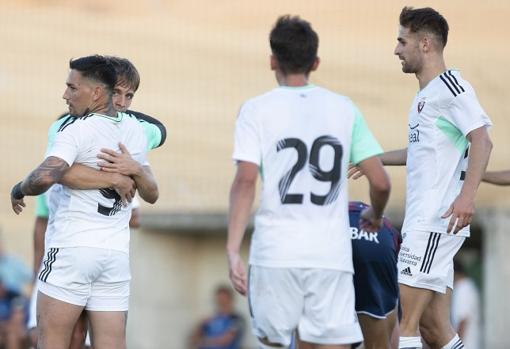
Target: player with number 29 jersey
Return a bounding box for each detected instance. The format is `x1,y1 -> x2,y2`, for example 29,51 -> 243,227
233,84 -> 383,271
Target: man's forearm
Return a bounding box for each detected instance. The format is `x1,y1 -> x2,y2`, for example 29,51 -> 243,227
227,179 -> 256,255
461,131 -> 492,199
20,156 -> 69,196
380,148 -> 407,166
60,164 -> 118,189
369,182 -> 390,219
482,170 -> 510,186
132,167 -> 159,204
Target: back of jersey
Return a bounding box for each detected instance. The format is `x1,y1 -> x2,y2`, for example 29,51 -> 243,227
233,85 -> 382,271
46,112 -> 148,254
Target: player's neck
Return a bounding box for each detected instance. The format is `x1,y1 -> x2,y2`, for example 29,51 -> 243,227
89,100 -> 117,117
276,72 -> 310,87
416,55 -> 447,90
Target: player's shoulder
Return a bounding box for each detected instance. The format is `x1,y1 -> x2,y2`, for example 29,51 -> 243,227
124,109 -> 149,120
434,69 -> 475,102
53,114 -> 80,134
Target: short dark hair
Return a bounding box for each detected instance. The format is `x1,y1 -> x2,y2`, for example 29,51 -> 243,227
269,15 -> 319,75
399,7 -> 449,48
107,56 -> 140,92
69,55 -> 117,93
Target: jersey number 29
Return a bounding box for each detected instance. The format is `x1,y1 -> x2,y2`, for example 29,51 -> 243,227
277,135 -> 342,206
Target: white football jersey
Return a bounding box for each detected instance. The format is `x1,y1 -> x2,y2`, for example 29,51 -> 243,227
403,70 -> 492,237
45,112 -> 148,253
233,85 -> 382,271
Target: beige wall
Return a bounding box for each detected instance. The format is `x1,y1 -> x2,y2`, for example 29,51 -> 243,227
1,1 -> 509,347
128,230 -> 254,348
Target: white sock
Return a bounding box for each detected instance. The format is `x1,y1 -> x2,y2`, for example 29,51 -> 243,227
441,334 -> 464,349
399,336 -> 422,349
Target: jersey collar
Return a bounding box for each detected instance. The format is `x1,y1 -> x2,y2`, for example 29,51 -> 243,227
86,112 -> 123,122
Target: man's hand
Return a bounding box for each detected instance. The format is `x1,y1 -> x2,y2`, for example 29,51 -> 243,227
97,143 -> 142,177
227,251 -> 247,296
441,194 -> 475,234
111,173 -> 136,206
359,207 -> 383,232
10,182 -> 26,215
348,163 -> 365,180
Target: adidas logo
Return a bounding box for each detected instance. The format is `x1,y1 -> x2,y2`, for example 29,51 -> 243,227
401,267 -> 413,276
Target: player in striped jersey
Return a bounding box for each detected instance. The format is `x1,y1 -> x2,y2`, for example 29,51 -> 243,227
371,7 -> 491,349
349,6 -> 493,349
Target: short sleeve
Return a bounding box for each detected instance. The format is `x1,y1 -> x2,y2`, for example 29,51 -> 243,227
443,92 -> 492,137
232,102 -> 262,166
349,103 -> 383,164
45,124 -> 81,166
126,111 -> 167,150
35,194 -> 49,218
141,122 -> 163,150
44,117 -> 70,156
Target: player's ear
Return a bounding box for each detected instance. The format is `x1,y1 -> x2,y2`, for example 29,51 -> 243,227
270,55 -> 278,71
420,35 -> 432,53
310,57 -> 320,72
90,84 -> 102,102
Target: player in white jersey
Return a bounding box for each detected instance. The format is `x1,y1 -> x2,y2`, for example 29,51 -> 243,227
349,7 -> 493,349
27,56 -> 166,349
227,16 -> 391,349
10,55 -> 159,349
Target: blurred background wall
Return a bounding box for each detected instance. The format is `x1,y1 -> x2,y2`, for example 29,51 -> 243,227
1,0 -> 509,347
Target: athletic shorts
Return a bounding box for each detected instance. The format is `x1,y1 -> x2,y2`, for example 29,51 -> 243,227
248,265 -> 363,346
38,247 -> 131,311
398,231 -> 465,293
352,241 -> 399,319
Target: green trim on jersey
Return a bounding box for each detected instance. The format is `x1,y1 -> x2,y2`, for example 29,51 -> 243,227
436,116 -> 468,153
90,112 -> 123,122
135,119 -> 162,150
46,117 -> 69,155
35,194 -> 49,218
350,105 -> 383,164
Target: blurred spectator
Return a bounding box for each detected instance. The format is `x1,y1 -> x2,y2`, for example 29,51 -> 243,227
0,237 -> 31,295
190,285 -> 244,349
0,278 -> 27,349
451,260 -> 481,349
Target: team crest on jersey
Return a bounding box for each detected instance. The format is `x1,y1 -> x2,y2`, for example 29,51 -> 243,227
417,100 -> 426,113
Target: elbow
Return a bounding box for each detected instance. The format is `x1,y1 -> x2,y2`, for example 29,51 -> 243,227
145,192 -> 158,204
372,175 -> 391,196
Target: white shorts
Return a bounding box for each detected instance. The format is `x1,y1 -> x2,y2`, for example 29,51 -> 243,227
38,247 -> 131,311
248,265 -> 363,346
398,231 -> 465,293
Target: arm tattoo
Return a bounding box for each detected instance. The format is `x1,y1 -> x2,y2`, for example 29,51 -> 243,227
22,157 -> 69,196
